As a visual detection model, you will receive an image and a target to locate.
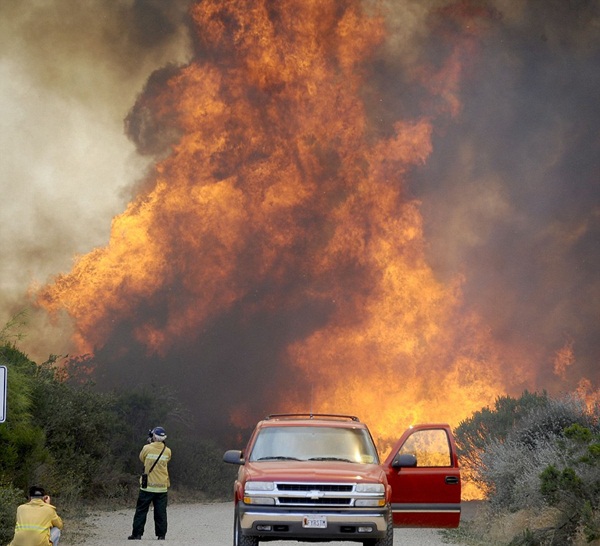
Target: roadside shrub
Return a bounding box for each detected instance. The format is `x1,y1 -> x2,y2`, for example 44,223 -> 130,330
1,335 -> 249,520
455,390 -> 550,493
168,436 -> 238,500
479,434 -> 566,511
580,501 -> 600,542
478,396 -> 596,511
31,364 -> 130,500
0,344 -> 48,490
536,422 -> 600,543
454,392 -> 600,545
510,396 -> 596,449
0,483 -> 23,546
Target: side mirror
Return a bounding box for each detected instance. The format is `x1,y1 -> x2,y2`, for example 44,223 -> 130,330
223,449 -> 245,465
392,453 -> 417,468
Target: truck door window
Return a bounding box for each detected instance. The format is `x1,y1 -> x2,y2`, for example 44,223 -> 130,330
398,429 -> 451,467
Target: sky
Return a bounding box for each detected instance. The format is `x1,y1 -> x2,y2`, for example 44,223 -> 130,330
1,0 -> 599,438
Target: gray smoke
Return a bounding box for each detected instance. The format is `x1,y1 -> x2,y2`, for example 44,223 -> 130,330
410,0 -> 600,390
1,1 -> 598,433
0,0 -> 192,342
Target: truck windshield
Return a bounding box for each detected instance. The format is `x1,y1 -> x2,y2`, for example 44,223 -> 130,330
249,426 -> 379,464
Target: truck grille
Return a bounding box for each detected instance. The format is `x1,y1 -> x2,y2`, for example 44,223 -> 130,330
273,482 -> 358,507
278,484 -> 353,492
279,497 -> 352,505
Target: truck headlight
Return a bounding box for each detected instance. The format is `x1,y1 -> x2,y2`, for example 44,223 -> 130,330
244,481 -> 276,505
355,483 -> 384,494
355,483 -> 385,506
245,481 -> 275,492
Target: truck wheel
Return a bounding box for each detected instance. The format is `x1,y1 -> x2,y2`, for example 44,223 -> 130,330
233,508 -> 259,546
363,508 -> 393,546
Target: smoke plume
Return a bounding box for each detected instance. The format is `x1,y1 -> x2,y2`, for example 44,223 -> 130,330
3,0 -> 598,443
0,0 -> 191,345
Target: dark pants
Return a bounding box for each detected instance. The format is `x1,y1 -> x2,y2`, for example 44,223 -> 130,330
132,489 -> 168,538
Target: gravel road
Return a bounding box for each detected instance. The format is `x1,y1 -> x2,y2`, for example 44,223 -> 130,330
62,501 -> 480,545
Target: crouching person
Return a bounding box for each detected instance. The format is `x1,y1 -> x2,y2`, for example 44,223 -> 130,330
10,486 -> 63,546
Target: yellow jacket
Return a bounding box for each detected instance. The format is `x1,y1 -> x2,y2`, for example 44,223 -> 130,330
140,441 -> 172,493
9,498 -> 63,546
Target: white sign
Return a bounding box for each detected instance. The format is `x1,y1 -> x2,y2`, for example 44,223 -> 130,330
0,366 -> 6,423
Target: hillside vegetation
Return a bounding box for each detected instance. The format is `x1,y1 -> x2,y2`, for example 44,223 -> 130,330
450,391 -> 600,545
0,334 -> 235,546
1,317 -> 598,546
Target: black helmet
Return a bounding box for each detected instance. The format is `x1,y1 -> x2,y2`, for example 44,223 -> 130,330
152,427 -> 167,441
29,486 -> 46,498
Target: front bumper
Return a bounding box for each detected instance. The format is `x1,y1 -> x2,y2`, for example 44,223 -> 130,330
239,505 -> 389,541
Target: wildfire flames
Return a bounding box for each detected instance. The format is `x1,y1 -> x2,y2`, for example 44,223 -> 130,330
35,0 -> 597,451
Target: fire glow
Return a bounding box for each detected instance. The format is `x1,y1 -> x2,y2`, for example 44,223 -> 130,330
35,0 -> 595,449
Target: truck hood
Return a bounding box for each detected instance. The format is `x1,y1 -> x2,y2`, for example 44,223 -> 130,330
244,460 -> 387,484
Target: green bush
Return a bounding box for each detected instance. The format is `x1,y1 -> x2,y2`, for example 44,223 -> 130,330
537,421 -> 600,543
0,344 -> 48,490
0,483 -> 24,546
169,436 -> 238,499
1,339 -> 236,517
478,396 -> 596,511
454,390 -> 550,493
454,392 -> 600,545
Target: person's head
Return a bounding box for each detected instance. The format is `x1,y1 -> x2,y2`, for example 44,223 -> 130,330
29,486 -> 46,499
152,426 -> 167,442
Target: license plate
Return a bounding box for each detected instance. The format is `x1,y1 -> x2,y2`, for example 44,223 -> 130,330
302,515 -> 327,528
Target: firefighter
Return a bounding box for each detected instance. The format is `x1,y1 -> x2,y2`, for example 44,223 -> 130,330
9,486 -> 63,546
128,426 -> 172,540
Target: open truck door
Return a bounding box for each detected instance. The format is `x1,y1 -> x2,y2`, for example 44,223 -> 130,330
382,424 -> 461,528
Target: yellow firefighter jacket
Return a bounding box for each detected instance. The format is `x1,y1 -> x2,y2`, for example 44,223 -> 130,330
140,441 -> 172,493
9,498 -> 63,546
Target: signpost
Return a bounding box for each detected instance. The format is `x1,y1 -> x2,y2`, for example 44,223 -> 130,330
0,366 -> 6,423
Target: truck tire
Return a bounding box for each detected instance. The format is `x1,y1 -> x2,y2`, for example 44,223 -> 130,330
233,508 -> 259,546
363,508 -> 393,546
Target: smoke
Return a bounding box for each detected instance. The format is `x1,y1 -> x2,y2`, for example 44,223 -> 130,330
0,0 -> 192,337
408,0 -> 600,390
2,0 -> 599,439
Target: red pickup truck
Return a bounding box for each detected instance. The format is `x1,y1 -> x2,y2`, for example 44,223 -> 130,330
223,413 -> 461,545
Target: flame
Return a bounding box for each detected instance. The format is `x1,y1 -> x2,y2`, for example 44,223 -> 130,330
38,0 -> 528,449
553,337 -> 575,380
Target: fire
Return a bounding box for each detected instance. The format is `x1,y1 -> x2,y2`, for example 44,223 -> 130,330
38,0 -> 520,449
553,337 -> 574,380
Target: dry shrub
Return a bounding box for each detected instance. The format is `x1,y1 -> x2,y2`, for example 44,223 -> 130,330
467,503 -> 562,545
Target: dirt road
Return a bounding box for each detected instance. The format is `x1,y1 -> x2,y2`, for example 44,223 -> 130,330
62,501 -> 479,545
